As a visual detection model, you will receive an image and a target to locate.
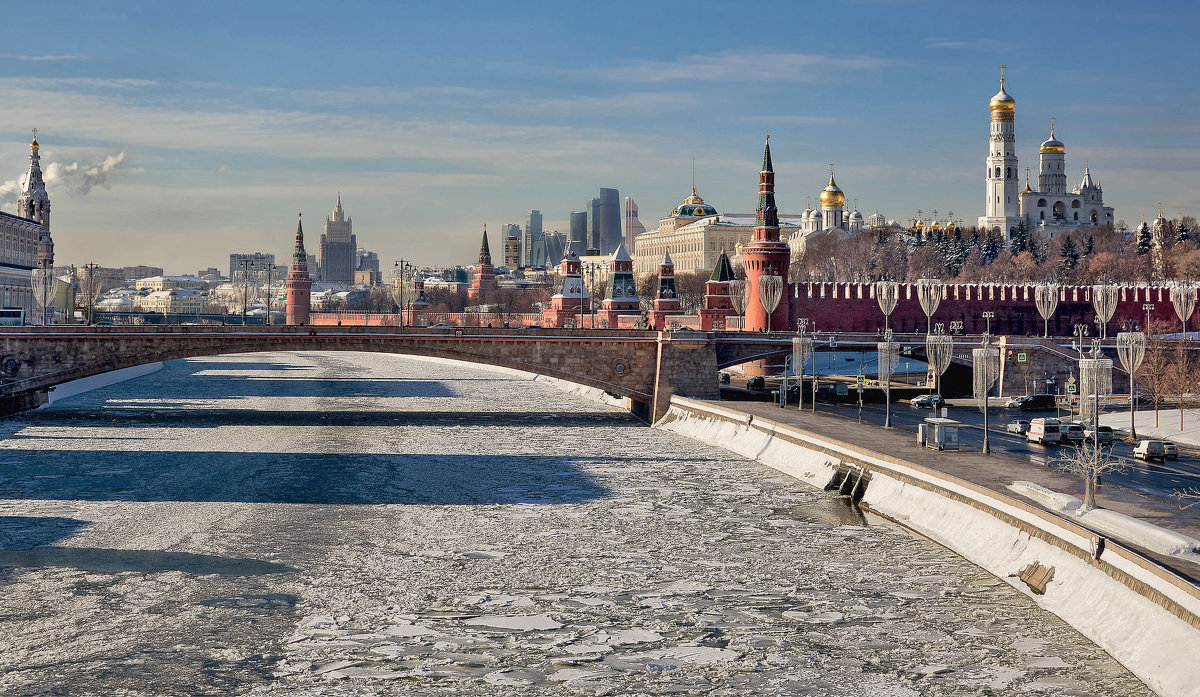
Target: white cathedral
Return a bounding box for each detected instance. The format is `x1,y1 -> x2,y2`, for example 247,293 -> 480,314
977,70 -> 1114,240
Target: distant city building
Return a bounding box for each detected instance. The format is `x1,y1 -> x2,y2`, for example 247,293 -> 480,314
229,252 -> 275,278
77,266 -> 127,292
624,197 -> 646,252
597,187 -> 621,254
544,231 -> 567,266
123,265 -> 164,281
522,210 -> 543,268
320,194 -> 356,284
197,267 -> 220,279
354,270 -> 382,286
586,197 -> 601,253
356,248 -> 380,274
569,211 -> 587,249
503,229 -> 520,269
133,275 -> 208,291
1,130 -> 53,314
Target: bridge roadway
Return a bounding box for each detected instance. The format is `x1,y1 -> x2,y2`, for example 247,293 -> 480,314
0,326 -> 819,422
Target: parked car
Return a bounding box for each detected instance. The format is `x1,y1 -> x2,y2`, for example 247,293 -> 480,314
1163,440 -> 1179,459
1026,418 -> 1062,445
428,323 -> 454,329
746,376 -> 766,391
1134,440 -> 1167,461
1082,425 -> 1114,445
909,394 -> 944,409
1062,423 -> 1086,444
1006,420 -> 1031,434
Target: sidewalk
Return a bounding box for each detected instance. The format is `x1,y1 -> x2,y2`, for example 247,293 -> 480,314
1100,408 -> 1200,448
725,400 -> 1200,581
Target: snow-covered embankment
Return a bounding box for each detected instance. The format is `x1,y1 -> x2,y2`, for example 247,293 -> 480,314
658,397 -> 1200,697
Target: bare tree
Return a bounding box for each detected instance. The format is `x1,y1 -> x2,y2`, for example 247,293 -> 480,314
1173,487 -> 1200,511
1053,442 -> 1129,510
1141,320 -> 1174,428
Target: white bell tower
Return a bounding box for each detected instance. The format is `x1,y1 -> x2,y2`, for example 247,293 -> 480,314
978,67 -> 1021,240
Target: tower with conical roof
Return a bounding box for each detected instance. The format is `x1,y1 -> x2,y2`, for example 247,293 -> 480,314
545,243 -> 589,327
647,249 -> 683,329
467,224 -> 497,303
598,242 -> 638,327
978,67 -> 1021,239
286,213 -> 313,325
18,129 -> 50,231
700,249 -> 737,330
741,137 -> 791,332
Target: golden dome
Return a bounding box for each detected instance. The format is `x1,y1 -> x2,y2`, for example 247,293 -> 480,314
819,172 -> 845,207
989,86 -> 1015,113
683,187 -> 704,205
1040,126 -> 1065,154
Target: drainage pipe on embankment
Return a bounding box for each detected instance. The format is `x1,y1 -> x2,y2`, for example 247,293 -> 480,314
658,397 -> 1200,697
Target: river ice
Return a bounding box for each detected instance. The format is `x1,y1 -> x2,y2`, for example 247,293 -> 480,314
0,351 -> 1150,695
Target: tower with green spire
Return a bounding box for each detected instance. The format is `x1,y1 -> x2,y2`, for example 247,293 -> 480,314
741,136 -> 791,332
286,213 -> 313,325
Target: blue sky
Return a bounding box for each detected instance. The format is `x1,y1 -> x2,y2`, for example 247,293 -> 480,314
1,0 -> 1197,273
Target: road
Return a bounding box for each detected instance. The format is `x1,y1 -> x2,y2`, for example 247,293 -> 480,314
786,393 -> 1200,504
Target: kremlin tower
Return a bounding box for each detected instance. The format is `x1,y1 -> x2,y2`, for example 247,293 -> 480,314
741,137 -> 791,332
467,225 -> 497,303
598,242 -> 638,328
699,250 -> 737,330
647,249 -> 682,329
285,213 -> 313,325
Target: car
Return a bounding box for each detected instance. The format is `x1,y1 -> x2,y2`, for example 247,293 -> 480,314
746,376 -> 766,391
1082,425 -> 1114,445
428,323 -> 454,329
909,394 -> 944,409
1163,440 -> 1179,459
1134,440 -> 1167,461
718,372 -> 731,385
1006,420 -> 1031,434
1005,396 -> 1029,408
1017,394 -> 1058,411
1062,423 -> 1086,444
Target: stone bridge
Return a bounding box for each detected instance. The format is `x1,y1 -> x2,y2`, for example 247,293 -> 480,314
0,326 -> 804,422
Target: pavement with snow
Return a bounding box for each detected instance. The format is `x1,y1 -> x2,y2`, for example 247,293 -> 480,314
0,352 -> 1151,695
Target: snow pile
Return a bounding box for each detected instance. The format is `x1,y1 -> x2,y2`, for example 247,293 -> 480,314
1009,481 -> 1200,560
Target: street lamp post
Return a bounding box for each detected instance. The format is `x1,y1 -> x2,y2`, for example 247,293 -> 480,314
393,260 -> 413,326
1143,302 -> 1154,332
981,311 -> 996,454
1073,322 -> 1089,419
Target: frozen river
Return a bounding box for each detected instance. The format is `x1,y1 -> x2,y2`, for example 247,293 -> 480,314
0,351 -> 1149,696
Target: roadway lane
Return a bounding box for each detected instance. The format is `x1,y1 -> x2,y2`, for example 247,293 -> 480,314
775,395 -> 1200,505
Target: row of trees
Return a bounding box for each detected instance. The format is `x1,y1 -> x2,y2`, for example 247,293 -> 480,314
793,219 -> 1200,285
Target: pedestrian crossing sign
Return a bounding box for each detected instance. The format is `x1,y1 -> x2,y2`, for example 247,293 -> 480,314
1017,352 -> 1027,363
856,375 -> 865,385
1067,384 -> 1077,394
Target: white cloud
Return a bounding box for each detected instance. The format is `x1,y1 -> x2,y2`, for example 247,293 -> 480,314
566,50 -> 891,83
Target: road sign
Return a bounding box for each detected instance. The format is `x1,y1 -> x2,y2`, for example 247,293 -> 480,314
856,374 -> 865,385
1067,384 -> 1077,394
1017,352 -> 1027,363
1067,376 -> 1076,384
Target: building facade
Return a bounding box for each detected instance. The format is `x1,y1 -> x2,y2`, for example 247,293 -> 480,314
319,194 -> 356,284
623,196 -> 646,252
229,252 -> 275,279
1,131 -> 53,316
522,210 -> 543,268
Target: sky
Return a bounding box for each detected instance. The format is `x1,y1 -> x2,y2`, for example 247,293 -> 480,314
1,0 -> 1197,275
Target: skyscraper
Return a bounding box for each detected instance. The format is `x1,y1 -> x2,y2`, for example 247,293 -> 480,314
501,223 -> 521,268
569,211 -> 587,249
319,194 -> 356,284
522,210 -> 543,268
623,197 -> 646,252
598,187 -> 621,254
586,197 -> 602,254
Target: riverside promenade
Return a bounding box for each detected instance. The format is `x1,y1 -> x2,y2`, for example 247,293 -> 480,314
723,401 -> 1200,582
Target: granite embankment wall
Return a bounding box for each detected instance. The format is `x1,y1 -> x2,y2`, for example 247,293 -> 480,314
658,397 -> 1200,697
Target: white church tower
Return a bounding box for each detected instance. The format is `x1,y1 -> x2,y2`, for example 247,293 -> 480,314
978,67 -> 1021,239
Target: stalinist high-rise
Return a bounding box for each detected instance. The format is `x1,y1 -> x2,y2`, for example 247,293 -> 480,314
319,194 -> 356,284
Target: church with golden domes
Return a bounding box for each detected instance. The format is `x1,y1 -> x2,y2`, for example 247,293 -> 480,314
977,69 -> 1114,239
799,166 -> 864,235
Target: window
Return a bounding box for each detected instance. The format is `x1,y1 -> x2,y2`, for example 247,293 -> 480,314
1071,200 -> 1080,208
1037,199 -> 1046,207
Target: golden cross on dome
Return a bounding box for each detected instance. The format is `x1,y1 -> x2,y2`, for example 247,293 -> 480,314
999,64 -> 1006,85
1049,115 -> 1055,134
31,128 -> 37,141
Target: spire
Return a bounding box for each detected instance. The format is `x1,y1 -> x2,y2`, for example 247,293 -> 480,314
18,127 -> 50,227
479,224 -> 491,258
661,248 -> 673,267
610,241 -> 631,263
291,213 -> 308,267
761,135 -> 773,173
332,193 -> 344,222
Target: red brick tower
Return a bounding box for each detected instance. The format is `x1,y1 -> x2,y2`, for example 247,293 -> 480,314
647,249 -> 682,329
700,249 -> 737,330
285,213 -> 313,325
467,224 -> 496,304
597,242 -> 638,327
741,137 -> 791,332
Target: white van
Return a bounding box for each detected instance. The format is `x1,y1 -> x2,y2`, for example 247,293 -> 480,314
1026,418 -> 1062,445
1134,440 -> 1166,461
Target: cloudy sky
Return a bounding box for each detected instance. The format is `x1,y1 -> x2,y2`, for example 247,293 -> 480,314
1,0 -> 1196,274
